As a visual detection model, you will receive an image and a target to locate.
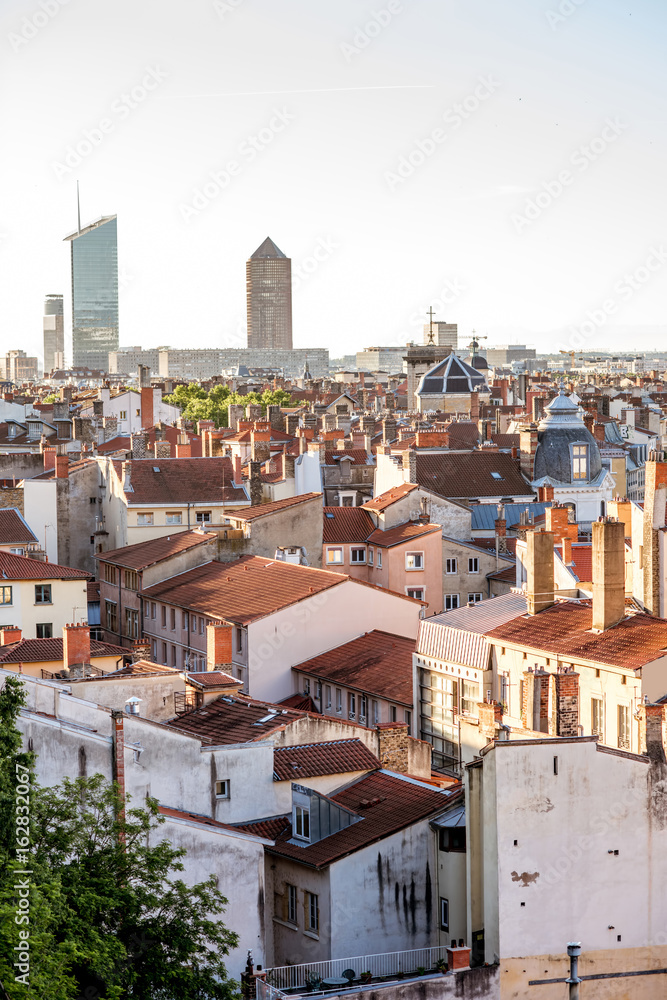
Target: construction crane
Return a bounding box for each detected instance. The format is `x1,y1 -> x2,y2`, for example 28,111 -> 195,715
559,350 -> 577,369
467,329 -> 488,359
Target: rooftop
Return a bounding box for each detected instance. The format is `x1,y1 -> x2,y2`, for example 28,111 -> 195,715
0,508 -> 38,545
272,739 -> 380,781
166,693 -> 307,744
228,493 -> 322,521
415,451 -> 532,500
0,551 -> 89,581
362,483 -> 419,512
323,507 -> 375,544
366,521 -> 441,548
96,529 -> 216,571
111,457 -> 248,505
0,637 -> 127,665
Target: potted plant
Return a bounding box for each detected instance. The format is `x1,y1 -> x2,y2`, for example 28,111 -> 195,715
360,971 -> 372,985
416,967 -> 426,977
434,958 -> 448,974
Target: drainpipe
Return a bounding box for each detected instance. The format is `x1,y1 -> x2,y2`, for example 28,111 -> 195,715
566,943 -> 581,1000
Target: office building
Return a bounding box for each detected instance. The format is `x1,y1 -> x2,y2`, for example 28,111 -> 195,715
108,347 -> 162,376
64,215 -> 119,371
423,321 -> 458,349
43,294 -> 65,374
0,350 -> 39,382
246,237 -> 292,350
355,347 -> 406,373
485,345 -> 536,367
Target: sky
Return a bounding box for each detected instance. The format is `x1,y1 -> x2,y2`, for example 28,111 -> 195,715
1,0 -> 666,366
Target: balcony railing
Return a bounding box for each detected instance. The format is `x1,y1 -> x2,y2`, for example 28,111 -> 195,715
265,945 -> 449,992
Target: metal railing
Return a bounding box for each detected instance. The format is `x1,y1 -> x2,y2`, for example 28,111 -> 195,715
265,945 -> 449,992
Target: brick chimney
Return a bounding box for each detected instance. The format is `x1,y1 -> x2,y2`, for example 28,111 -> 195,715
0,626 -> 21,645
477,701 -> 503,742
561,537 -> 573,566
250,427 -> 272,464
175,434 -> 191,458
402,447 -> 417,484
249,461 -> 263,506
525,530 -> 555,615
592,518 -> 625,631
206,622 -> 233,670
519,424 -> 539,479
545,502 -> 576,541
63,624 -> 91,669
638,703 -> 667,763
376,723 -> 410,773
140,387 -> 154,430
43,446 -> 57,471
54,455 -> 69,479
555,672 -> 579,737
643,457 -> 667,615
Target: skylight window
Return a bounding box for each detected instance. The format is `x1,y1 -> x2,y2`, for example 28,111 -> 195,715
325,512 -> 335,519
153,466 -> 160,473
491,472 -> 504,480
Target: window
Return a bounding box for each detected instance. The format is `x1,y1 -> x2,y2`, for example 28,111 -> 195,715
439,827 -> 466,853
165,511 -> 182,525
445,558 -> 457,575
390,706 -> 397,722
196,511 -> 212,524
151,602 -> 156,619
135,409 -> 140,417
192,615 -> 197,631
161,606 -> 167,627
617,705 -> 630,750
170,608 -> 176,631
406,552 -> 424,570
325,685 -> 332,709
10,547 -> 25,554
182,611 -> 189,629
200,618 -> 205,635
123,570 -> 138,591
287,883 -> 297,924
377,550 -> 382,569
372,699 -> 380,724
404,709 -> 411,728
119,410 -> 127,420
306,891 -> 319,933
36,623 -> 52,639
171,645 -> 177,667
137,513 -> 154,526
348,691 -> 356,720
461,680 -> 477,715
236,627 -> 243,653
350,547 -> 366,564
326,547 -> 343,565
368,548 -> 374,566
500,673 -> 509,712
440,897 -> 449,932
572,444 -> 588,480
468,593 -> 483,604
124,609 -> 139,639
336,689 -> 342,713
359,694 -> 367,723
490,471 -> 504,481
0,586 -> 12,605
444,594 -> 460,611
105,601 -> 118,633
104,564 -> 117,585
294,805 -> 310,841
35,584 -> 52,604
468,557 -> 479,574
162,642 -> 167,664
303,677 -> 311,695
407,587 -> 425,600
215,779 -> 229,798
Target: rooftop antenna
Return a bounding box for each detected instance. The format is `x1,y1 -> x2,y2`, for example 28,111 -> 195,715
76,180 -> 81,234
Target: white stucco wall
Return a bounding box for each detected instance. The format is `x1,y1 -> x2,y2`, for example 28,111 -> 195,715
23,479 -> 59,563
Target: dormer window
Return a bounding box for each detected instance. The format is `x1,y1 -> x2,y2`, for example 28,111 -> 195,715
572,444 -> 588,480
7,425 -> 16,438
294,804 -> 310,841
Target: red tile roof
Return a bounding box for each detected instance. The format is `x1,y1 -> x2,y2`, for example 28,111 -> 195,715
362,484 -> 419,512
229,493 -> 322,521
0,509 -> 38,545
272,739 -> 380,781
0,552 -> 89,580
324,449 -> 370,466
366,522 -> 441,548
322,507 -> 375,544
166,693 -> 307,744
141,555 -> 346,625
233,816 -> 291,840
486,600 -> 667,669
265,771 -> 446,868
111,457 -> 249,505
416,452 -> 531,499
441,421 -> 480,449
292,630 -> 415,706
277,693 -> 319,712
91,659 -> 179,678
0,637 -> 127,664
97,435 -> 131,454
96,529 -> 216,571
185,670 -> 239,689
555,544 -> 593,582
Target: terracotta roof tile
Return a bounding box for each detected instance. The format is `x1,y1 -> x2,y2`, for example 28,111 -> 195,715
324,449 -> 371,466
96,529 -> 216,571
0,552 -> 89,580
92,659 -> 178,678
233,816 -> 291,840
366,522 -> 441,548
266,771 -> 446,867
416,452 -> 531,499
272,739 -> 380,781
487,600 -> 667,669
185,670 -> 239,689
229,493 -> 322,521
292,630 -> 415,705
322,507 -> 375,543
362,484 -> 419,512
112,457 -> 249,505
142,555 -> 346,625
166,693 -> 307,744
0,509 -> 38,545
0,637 -> 127,664
555,544 -> 593,582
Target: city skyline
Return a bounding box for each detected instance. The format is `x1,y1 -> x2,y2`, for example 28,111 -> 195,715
1,0 -> 666,364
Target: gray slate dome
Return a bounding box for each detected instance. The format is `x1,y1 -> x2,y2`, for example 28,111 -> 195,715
417,354 -> 488,396
463,353 -> 489,372
533,389 -> 602,484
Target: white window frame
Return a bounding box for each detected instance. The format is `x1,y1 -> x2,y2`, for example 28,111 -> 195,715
137,512 -> 154,526
407,586 -> 425,600
377,549 -> 382,569
325,685 -> 332,709
406,551 -> 424,571
165,511 -> 182,525
294,805 -> 310,841
196,511 -> 212,524
467,592 -> 483,603
445,558 -> 457,575
215,779 -> 230,799
350,547 -> 366,564
326,547 -> 343,565
572,443 -> 588,481
306,891 -> 319,933
444,594 -> 460,611
468,557 -> 479,574
368,547 -> 374,566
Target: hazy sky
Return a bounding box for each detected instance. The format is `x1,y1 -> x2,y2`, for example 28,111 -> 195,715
2,0 -> 666,365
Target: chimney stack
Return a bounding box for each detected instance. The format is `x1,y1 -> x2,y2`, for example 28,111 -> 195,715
63,624 -> 91,669
206,623 -> 233,670
592,518 -> 625,631
525,530 -> 555,615
0,626 -> 21,646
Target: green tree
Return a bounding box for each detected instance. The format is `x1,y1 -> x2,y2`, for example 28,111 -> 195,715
165,384 -> 304,428
0,678 -> 240,1000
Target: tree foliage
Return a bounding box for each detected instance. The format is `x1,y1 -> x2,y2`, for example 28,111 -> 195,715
0,677 -> 240,1000
164,384 -> 303,428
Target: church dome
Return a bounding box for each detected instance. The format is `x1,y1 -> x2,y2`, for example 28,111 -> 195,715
463,353 -> 489,372
417,354 -> 488,396
533,389 -> 602,484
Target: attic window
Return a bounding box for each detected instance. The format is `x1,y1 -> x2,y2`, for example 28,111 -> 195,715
153,466 -> 161,473
491,472 -> 504,480
325,512 -> 335,519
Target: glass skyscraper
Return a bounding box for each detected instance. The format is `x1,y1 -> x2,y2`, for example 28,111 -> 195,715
43,294 -> 64,373
246,237 -> 293,350
64,215 -> 118,371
